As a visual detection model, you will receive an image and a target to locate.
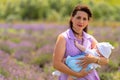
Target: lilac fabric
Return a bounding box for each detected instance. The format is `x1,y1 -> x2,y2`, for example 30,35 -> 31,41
59,29 -> 100,80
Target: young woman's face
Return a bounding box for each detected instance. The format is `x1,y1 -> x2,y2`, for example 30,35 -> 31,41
71,11 -> 89,33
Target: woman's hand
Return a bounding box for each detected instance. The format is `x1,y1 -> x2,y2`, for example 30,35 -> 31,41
76,68 -> 92,78
74,40 -> 79,47
77,54 -> 96,68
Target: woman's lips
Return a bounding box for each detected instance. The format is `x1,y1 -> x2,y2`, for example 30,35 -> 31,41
78,24 -> 83,27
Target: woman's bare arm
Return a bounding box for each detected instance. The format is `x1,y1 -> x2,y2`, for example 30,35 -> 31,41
53,34 -> 89,78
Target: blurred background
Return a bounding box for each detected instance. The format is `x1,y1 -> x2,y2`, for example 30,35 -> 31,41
0,0 -> 120,80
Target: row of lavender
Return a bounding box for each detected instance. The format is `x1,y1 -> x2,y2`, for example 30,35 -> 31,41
0,23 -> 68,80
0,23 -> 120,80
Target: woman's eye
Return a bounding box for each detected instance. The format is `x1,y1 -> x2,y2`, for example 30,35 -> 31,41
83,18 -> 87,20
76,16 -> 81,19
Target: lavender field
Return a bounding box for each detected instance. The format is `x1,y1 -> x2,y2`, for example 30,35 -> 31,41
0,22 -> 120,80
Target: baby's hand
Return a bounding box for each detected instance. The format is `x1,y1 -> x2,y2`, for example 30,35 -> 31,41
74,40 -> 79,47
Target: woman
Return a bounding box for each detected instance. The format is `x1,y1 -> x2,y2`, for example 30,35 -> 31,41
53,4 -> 108,80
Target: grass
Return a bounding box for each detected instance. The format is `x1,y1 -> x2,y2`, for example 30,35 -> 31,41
90,21 -> 120,27
0,67 -> 10,78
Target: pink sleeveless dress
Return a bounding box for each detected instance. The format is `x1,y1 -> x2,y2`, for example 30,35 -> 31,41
59,29 -> 100,80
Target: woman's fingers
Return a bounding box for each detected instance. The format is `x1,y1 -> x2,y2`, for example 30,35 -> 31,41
77,57 -> 84,60
76,54 -> 96,69
78,68 -> 88,77
77,61 -> 88,68
76,59 -> 88,68
76,57 -> 89,68
80,62 -> 88,68
76,58 -> 84,64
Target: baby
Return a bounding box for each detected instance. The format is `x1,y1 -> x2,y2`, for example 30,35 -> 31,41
66,41 -> 114,72
65,41 -> 114,79
53,41 -> 114,80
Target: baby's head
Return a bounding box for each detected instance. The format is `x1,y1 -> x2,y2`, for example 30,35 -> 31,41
96,42 -> 114,58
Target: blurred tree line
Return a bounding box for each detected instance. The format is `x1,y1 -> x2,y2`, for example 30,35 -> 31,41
0,0 -> 120,22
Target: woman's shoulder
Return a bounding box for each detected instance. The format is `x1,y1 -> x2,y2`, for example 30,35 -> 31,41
84,33 -> 98,48
60,29 -> 70,38
58,33 -> 65,39
83,31 -> 94,39
88,34 -> 97,42
83,32 -> 98,44
56,34 -> 66,46
57,29 -> 71,43
57,32 -> 66,42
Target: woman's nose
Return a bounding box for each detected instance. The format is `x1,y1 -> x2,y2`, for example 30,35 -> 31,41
79,19 -> 83,23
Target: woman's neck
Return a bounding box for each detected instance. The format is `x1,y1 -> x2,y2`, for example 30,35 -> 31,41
72,28 -> 83,39
74,33 -> 83,39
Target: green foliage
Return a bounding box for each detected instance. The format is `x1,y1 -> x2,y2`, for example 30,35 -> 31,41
0,0 -> 120,22
8,28 -> 17,34
0,33 -> 9,40
111,72 -> 120,80
35,30 -> 55,49
15,60 -> 26,67
19,0 -> 40,20
100,72 -> 120,80
0,43 -> 14,54
43,64 -> 53,74
13,77 -> 28,80
10,38 -> 21,43
107,60 -> 119,72
47,10 -> 61,22
0,67 -> 10,78
100,73 -> 113,80
0,28 -> 4,33
107,41 -> 119,48
35,38 -> 48,49
32,53 -> 52,67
